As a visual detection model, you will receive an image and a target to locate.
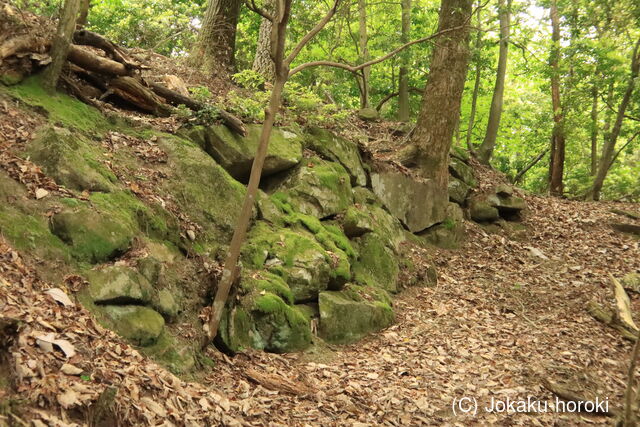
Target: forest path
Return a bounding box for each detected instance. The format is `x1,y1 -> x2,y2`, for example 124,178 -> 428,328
208,195 -> 640,426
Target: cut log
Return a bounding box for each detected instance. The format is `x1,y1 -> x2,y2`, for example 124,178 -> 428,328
587,300 -> 637,341
67,45 -> 128,76
610,273 -> 639,333
73,29 -> 138,69
148,82 -> 247,136
611,222 -> 640,236
60,74 -> 103,112
109,76 -> 172,117
0,35 -> 43,60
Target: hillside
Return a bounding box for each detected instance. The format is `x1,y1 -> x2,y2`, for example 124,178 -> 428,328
1,1 -> 640,425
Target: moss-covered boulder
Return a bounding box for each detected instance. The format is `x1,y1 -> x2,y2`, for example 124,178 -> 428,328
51,194 -> 140,263
242,222 -> 333,302
450,145 -> 471,162
157,136 -> 247,254
449,158 -> 476,188
357,108 -> 379,122
275,157 -> 353,219
26,126 -> 115,192
318,285 -> 394,345
141,331 -> 195,374
101,306 -> 165,346
342,206 -> 376,237
86,266 -> 154,305
420,203 -> 465,249
352,233 -> 399,293
152,289 -> 180,320
448,177 -> 470,205
220,292 -> 312,353
371,168 -> 446,232
469,197 -> 499,222
305,127 -> 367,186
191,124 -> 303,181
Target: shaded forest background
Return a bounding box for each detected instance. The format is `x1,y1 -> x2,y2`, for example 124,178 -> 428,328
13,0 -> 640,200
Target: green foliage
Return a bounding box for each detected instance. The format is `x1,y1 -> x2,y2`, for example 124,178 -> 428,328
232,70 -> 266,90
188,86 -> 213,103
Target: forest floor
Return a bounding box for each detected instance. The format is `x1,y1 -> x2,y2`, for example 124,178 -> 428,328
201,195 -> 640,426
3,185 -> 640,426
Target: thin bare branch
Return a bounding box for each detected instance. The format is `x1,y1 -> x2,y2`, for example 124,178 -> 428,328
284,0 -> 341,66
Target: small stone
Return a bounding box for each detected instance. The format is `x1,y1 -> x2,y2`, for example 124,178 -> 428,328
186,229 -> 196,241
35,188 -> 50,200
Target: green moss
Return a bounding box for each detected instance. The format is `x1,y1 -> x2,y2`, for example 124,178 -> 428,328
352,233 -> 399,293
9,76 -> 109,133
0,209 -> 70,261
141,331 -> 195,374
241,271 -> 294,305
60,197 -> 81,208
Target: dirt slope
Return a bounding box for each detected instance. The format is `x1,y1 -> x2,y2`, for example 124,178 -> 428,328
3,191 -> 639,425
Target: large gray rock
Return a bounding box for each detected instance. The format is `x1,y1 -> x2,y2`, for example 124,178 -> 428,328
277,157 -> 353,219
86,266 -> 154,305
420,203 -> 465,249
305,127 -> 367,186
371,169 -> 447,232
448,177 -> 470,205
192,124 -> 303,181
469,197 -> 500,222
319,285 -> 394,345
357,108 -> 379,122
102,306 -> 165,346
449,158 -> 476,187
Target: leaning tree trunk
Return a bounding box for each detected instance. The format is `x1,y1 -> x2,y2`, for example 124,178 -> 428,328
477,0 -> 511,164
548,0 -> 566,197
42,0 -> 80,92
357,0 -> 371,109
193,0 -> 242,77
397,0 -> 411,121
590,38 -> 640,201
410,0 -> 472,202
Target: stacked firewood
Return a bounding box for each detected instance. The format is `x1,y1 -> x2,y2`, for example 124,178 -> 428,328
0,3 -> 246,135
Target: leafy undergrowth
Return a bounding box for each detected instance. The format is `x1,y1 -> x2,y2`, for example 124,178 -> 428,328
2,188 -> 639,424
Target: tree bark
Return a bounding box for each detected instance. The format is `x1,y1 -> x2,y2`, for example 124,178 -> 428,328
465,3 -> 483,155
590,85 -> 599,175
477,0 -> 511,164
252,0 -> 275,82
193,0 -> 242,77
397,0 -> 411,121
42,0 -> 81,92
77,0 -> 90,28
410,0 -> 472,205
590,38 -> 640,200
357,0 -> 371,108
548,0 -> 566,197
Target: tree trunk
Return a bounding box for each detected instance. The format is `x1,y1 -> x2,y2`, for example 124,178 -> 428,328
77,0 -> 90,28
548,0 -> 565,197
590,38 -> 640,200
410,0 -> 472,197
193,0 -> 242,77
590,85 -> 599,175
397,0 -> 411,121
357,0 -> 371,108
477,0 -> 511,164
42,0 -> 81,92
465,3 -> 482,155
252,0 -> 275,82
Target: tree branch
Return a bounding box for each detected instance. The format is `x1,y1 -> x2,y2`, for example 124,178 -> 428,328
284,0 -> 341,66
288,0 -> 490,78
245,0 -> 274,21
